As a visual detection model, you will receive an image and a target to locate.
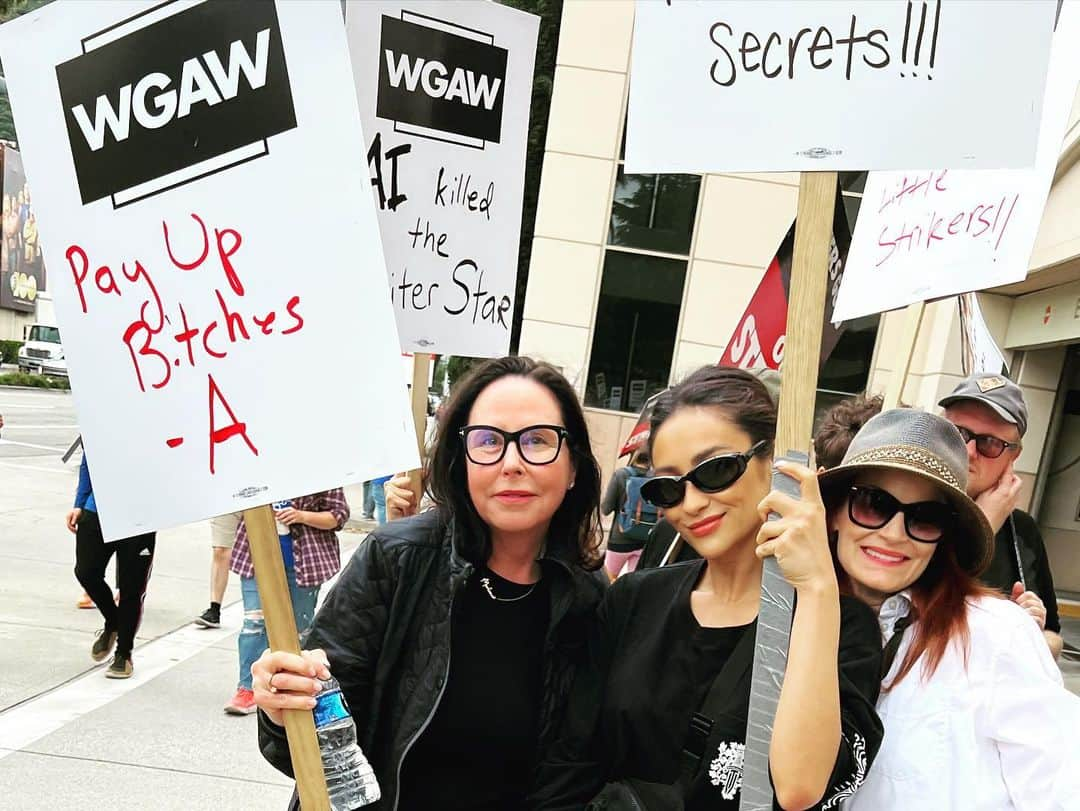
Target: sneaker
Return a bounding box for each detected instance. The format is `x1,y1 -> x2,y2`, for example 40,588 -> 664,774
91,627 -> 117,662
194,606 -> 221,629
105,652 -> 133,679
224,687 -> 257,715
77,592 -> 95,610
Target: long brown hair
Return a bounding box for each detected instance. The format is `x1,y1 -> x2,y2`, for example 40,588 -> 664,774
426,355 -> 603,570
828,489 -> 997,687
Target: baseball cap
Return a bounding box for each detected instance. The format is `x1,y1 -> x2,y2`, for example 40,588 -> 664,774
938,373 -> 1028,437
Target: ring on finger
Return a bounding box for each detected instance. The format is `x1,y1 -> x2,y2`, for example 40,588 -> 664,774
268,672 -> 279,694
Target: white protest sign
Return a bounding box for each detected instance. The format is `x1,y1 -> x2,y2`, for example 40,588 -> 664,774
626,1 -> 1056,173
833,4 -> 1080,322
346,0 -> 538,357
0,0 -> 420,540
958,293 -> 1008,375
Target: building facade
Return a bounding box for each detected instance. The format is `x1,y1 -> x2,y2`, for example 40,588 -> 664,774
518,0 -> 1080,595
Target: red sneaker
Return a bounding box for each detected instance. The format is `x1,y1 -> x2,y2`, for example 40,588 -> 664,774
224,688 -> 257,716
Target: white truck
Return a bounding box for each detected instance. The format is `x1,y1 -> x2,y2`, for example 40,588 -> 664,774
17,322 -> 66,377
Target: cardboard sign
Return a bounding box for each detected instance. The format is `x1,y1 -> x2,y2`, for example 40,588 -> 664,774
1,147 -> 46,313
0,0 -> 419,540
958,293 -> 1008,375
832,4 -> 1080,322
346,1 -> 538,357
626,1 -> 1056,173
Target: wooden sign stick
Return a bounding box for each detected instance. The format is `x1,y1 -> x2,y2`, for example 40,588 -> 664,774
245,504 -> 330,810
407,352 -> 431,498
740,171 -> 837,811
882,301 -> 926,409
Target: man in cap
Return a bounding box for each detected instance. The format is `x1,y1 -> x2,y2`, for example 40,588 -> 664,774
940,373 -> 1064,660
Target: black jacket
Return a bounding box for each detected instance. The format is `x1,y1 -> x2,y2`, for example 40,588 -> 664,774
983,509 -> 1061,633
258,510 -> 605,810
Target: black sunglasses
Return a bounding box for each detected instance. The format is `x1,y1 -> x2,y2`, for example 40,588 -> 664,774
847,486 -> 956,543
955,425 -> 1020,459
459,424 -> 569,466
640,440 -> 767,509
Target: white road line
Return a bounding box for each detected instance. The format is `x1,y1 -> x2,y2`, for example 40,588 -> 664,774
0,439 -> 68,452
0,602 -> 244,759
0,405 -> 57,410
1,425 -> 79,430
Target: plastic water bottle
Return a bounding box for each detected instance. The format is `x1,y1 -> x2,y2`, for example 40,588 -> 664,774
314,677 -> 380,810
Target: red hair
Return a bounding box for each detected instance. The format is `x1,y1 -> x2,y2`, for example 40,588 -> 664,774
831,529 -> 999,688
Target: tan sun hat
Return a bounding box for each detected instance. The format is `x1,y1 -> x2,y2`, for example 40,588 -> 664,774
818,408 -> 994,577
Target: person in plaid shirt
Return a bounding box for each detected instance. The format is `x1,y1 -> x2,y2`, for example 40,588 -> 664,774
224,487 -> 350,715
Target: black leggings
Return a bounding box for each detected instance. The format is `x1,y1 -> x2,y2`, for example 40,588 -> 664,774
73,511 -> 156,657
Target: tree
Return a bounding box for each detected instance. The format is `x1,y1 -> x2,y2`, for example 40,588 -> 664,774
497,0 -> 562,354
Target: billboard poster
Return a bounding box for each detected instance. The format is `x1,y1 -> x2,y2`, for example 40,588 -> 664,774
1,147 -> 45,312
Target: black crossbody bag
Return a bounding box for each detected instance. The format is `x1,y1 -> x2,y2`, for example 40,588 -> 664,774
586,625 -> 758,811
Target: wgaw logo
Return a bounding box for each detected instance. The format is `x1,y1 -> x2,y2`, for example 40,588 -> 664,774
376,12 -> 508,148
56,0 -> 297,207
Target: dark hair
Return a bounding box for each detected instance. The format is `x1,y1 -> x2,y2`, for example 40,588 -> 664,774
427,356 -> 603,569
813,394 -> 884,470
648,366 -> 777,456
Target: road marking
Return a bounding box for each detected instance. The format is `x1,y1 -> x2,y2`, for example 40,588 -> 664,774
0,601 -> 244,759
0,439 -> 69,452
0,405 -> 57,410
0,425 -> 79,430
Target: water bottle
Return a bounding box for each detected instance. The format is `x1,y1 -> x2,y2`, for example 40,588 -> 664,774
314,677 -> 381,810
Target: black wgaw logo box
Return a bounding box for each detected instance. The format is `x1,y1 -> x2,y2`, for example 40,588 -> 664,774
376,11 -> 507,149
56,0 -> 297,208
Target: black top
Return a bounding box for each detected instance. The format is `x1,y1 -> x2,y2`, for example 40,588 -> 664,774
637,519 -> 700,570
982,509 -> 1060,633
398,564 -> 551,811
530,560 -> 884,810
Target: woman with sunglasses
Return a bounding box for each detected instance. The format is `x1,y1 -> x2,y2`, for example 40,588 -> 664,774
819,408 -> 1080,809
250,356 -> 606,811
532,366 -> 883,810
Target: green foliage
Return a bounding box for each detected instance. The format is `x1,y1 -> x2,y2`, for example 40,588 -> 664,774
0,371 -> 69,389
496,0 -> 562,352
0,339 -> 20,364
447,356 -> 482,391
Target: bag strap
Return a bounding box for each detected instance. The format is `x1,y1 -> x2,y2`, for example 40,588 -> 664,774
675,622 -> 758,789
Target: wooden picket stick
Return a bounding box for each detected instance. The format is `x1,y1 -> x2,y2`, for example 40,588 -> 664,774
245,504 -> 330,811
407,352 -> 431,497
740,171 -> 837,811
882,301 -> 926,409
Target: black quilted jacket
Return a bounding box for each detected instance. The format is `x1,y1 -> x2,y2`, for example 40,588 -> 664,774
258,509 -> 605,810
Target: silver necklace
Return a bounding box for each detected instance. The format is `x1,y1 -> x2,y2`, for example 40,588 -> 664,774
480,575 -> 536,602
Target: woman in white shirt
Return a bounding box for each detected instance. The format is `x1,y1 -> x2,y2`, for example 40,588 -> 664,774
818,408 -> 1080,810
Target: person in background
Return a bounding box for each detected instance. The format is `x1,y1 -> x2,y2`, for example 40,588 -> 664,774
813,395 -> 884,471
67,453 -> 156,679
249,356 -> 605,811
224,489 -> 349,715
822,409 -> 1080,809
193,513 -> 240,629
361,480 -> 375,521
371,474 -> 391,525
600,449 -> 655,579
938,374 -> 1064,660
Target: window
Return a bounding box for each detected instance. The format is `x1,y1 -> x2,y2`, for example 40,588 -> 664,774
584,131 -> 702,412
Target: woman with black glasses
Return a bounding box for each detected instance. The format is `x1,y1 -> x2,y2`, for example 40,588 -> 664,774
531,366 -> 883,811
250,356 -> 606,811
819,408 -> 1080,810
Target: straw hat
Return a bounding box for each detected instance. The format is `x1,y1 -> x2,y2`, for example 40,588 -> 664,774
818,409 -> 994,577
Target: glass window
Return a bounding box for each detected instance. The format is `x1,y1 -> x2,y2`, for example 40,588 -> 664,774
585,251 -> 687,412
608,169 -> 701,255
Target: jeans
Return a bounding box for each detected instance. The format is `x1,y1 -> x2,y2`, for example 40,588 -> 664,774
372,482 -> 387,525
73,510 -> 156,657
362,481 -> 375,517
237,572 -> 319,690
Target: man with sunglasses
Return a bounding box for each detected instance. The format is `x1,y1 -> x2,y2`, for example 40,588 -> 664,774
940,374 -> 1064,660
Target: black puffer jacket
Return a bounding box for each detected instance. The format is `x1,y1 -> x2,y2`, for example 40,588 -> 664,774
258,509 -> 605,810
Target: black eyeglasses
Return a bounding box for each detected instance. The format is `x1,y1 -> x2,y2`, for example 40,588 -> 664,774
459,424 -> 569,466
955,425 -> 1020,459
640,440 -> 767,509
847,486 -> 956,543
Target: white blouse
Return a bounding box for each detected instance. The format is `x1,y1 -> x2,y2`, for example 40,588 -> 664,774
845,595 -> 1080,810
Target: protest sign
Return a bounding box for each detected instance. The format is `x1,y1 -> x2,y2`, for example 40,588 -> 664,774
1,147 -> 46,313
346,1 -> 538,357
626,1 -> 1057,173
833,5 -> 1080,322
0,0 -> 420,541
959,293 -> 1008,376
720,188 -> 851,371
